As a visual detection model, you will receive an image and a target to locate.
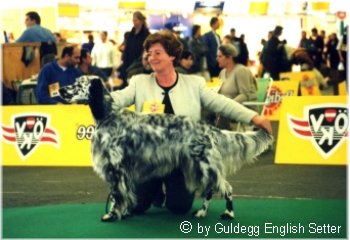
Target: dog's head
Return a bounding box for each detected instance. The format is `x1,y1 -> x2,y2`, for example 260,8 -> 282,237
59,75 -> 100,103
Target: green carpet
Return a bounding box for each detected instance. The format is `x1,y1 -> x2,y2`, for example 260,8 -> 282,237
2,199 -> 346,238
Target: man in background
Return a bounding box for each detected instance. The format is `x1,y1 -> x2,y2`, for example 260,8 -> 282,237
91,31 -> 117,78
16,11 -> 56,44
36,45 -> 81,104
78,48 -> 107,82
82,33 -> 95,53
202,17 -> 222,78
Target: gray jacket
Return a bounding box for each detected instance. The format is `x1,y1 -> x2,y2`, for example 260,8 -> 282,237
111,73 -> 257,123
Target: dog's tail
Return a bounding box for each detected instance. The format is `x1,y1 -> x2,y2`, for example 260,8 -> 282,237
88,78 -> 113,122
219,129 -> 274,174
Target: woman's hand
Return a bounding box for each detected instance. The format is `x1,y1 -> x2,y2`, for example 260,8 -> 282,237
251,115 -> 273,134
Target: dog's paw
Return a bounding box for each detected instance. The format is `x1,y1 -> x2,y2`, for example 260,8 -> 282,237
220,210 -> 235,220
101,212 -> 118,222
193,209 -> 207,218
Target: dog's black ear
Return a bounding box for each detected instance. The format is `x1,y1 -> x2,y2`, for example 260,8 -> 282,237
89,78 -> 106,120
89,78 -> 103,92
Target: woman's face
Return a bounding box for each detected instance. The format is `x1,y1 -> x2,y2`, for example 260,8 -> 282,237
147,43 -> 175,73
180,56 -> 193,70
195,27 -> 201,38
133,16 -> 143,29
216,50 -> 230,68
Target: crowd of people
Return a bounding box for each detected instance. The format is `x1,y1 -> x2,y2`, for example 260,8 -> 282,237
259,25 -> 348,87
3,10 -> 348,106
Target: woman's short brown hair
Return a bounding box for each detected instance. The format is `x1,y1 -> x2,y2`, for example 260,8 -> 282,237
143,30 -> 183,65
218,43 -> 238,58
133,11 -> 146,22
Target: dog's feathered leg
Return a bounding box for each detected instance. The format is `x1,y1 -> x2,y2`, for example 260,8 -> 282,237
220,192 -> 235,220
220,180 -> 235,220
101,164 -> 121,222
193,191 -> 213,218
102,192 -> 118,222
101,164 -> 133,222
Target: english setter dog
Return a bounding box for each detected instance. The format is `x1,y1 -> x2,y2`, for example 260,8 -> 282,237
59,76 -> 273,222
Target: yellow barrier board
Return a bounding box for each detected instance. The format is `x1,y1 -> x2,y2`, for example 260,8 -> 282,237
275,96 -> 348,165
2,105 -> 94,166
280,71 -> 321,96
338,81 -> 347,96
262,81 -> 299,121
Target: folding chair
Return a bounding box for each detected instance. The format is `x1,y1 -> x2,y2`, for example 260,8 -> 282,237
16,78 -> 38,105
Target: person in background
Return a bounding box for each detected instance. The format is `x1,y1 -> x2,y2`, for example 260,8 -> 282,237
290,48 -> 328,89
8,32 -> 15,43
229,28 -> 241,57
338,25 -> 348,83
326,33 -> 340,74
78,48 -> 107,82
282,39 -> 294,71
259,31 -> 273,77
214,43 -> 257,129
235,34 -> 249,66
16,11 -> 56,44
81,33 -> 95,53
119,11 -> 150,83
320,29 -> 327,64
202,17 -> 222,78
106,30 -> 272,221
309,28 -> 324,71
256,38 -> 267,77
325,33 -> 340,84
125,50 -> 153,80
222,35 -> 232,45
91,31 -> 117,78
188,24 -> 210,81
118,31 -> 130,53
53,32 -> 66,44
36,45 -> 82,104
299,30 -> 311,49
164,23 -> 189,51
263,25 -> 286,80
217,43 -> 256,103
175,50 -> 194,74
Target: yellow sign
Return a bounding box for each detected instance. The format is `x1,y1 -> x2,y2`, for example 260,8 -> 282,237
280,71 -> 321,96
249,2 -> 269,15
311,1 -> 330,11
275,96 -> 348,165
1,105 -> 94,166
48,82 -> 60,98
118,1 -> 145,9
58,3 -> 80,17
338,81 -> 347,96
142,101 -> 165,113
262,81 -> 299,121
